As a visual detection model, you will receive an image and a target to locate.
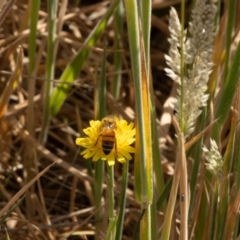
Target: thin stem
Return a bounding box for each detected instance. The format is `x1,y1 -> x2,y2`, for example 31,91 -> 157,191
179,133 -> 188,240
179,0 -> 185,130
179,1 -> 188,239
115,161 -> 129,240
106,165 -> 116,240
108,165 -> 115,219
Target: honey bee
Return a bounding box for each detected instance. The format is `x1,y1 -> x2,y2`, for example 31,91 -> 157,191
95,116 -> 117,155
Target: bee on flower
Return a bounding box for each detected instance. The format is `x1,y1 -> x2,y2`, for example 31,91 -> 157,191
75,116 -> 136,166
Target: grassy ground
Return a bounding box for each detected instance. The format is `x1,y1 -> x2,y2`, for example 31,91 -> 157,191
0,1 -> 174,239
0,0 -> 239,240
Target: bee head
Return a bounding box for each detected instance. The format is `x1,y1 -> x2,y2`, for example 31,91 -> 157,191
101,116 -> 117,130
105,120 -> 116,129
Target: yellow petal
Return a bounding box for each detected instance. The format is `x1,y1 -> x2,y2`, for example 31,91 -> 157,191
118,157 -> 126,163
107,159 -> 115,166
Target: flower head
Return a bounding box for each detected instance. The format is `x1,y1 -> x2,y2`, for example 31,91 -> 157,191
202,139 -> 224,182
165,1 -> 217,138
75,116 -> 136,166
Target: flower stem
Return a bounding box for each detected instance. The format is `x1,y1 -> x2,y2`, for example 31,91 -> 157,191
108,165 -> 115,219
116,161 -> 129,240
106,164 -> 117,240
179,1 -> 189,239
94,161 -> 104,236
179,133 -> 188,240
179,0 -> 185,131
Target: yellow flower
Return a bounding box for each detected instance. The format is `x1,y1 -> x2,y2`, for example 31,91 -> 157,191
75,116 -> 136,166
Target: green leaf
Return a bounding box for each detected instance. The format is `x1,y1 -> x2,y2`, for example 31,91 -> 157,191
49,0 -> 120,117
216,42 -> 240,126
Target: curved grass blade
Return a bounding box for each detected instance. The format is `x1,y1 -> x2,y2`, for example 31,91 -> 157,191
0,195 -> 24,225
49,0 -> 120,117
156,177 -> 173,210
0,161 -> 55,218
213,42 -> 240,140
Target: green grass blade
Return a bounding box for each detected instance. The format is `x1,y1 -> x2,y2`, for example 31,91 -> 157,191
213,42 -> 240,139
217,121 -> 235,240
49,0 -> 120,117
140,0 -> 151,74
150,196 -> 158,240
194,184 -> 212,240
124,0 -> 152,202
189,109 -> 207,213
223,0 -> 237,83
124,0 -> 143,200
39,0 -> 58,144
140,204 -> 152,240
27,0 -> 40,136
156,177 -> 173,210
95,41 -> 107,120
25,1 -> 40,215
28,1 -> 40,74
216,42 -> 240,125
124,1 -> 153,239
151,82 -> 165,205
112,2 -> 123,100
142,0 -> 165,208
94,42 -> 107,235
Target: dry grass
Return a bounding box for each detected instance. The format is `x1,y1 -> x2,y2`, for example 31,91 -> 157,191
0,0 -> 195,239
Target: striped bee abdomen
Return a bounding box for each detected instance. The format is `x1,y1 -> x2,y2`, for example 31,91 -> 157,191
102,134 -> 115,155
